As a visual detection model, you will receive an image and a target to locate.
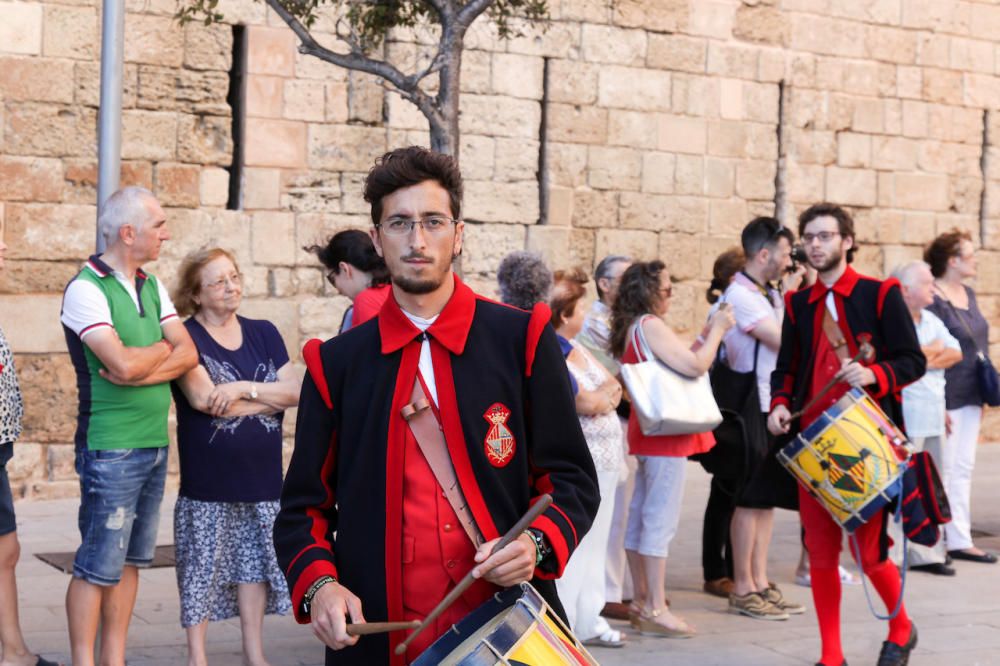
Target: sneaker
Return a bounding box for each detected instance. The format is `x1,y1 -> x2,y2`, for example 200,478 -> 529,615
728,591 -> 789,620
764,584 -> 806,615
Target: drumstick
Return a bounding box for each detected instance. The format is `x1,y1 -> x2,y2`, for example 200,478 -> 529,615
790,339 -> 875,421
394,494 -> 553,657
347,620 -> 420,636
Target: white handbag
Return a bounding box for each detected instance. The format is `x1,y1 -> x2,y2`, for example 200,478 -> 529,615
620,316 -> 723,436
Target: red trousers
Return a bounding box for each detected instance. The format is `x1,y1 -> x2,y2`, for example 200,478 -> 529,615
798,485 -> 886,570
799,485 -> 910,664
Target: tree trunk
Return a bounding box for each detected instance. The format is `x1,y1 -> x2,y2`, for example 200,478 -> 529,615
431,44 -> 463,161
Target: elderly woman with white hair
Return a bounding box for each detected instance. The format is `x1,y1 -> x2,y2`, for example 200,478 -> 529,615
891,260 -> 962,575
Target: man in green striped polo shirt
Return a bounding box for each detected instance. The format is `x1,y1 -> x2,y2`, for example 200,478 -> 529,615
60,187 -> 198,666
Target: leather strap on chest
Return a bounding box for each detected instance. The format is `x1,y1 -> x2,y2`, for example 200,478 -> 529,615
822,301 -> 851,364
401,377 -> 485,548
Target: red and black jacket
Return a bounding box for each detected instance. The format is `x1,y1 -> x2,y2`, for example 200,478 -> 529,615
770,265 -> 926,428
273,275 -> 599,666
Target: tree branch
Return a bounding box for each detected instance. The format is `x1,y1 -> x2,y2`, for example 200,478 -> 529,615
454,0 -> 492,28
264,0 -> 437,109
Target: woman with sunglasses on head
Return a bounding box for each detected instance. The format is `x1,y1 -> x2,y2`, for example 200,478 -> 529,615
609,260 -> 735,638
170,248 -> 301,666
305,229 -> 391,333
925,229 -> 997,565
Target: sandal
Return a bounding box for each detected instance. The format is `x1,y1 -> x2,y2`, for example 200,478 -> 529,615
635,607 -> 695,638
627,600 -> 642,628
582,629 -> 626,648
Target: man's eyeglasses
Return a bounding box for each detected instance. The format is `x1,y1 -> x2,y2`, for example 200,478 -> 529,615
203,273 -> 242,291
377,216 -> 458,236
801,231 -> 841,245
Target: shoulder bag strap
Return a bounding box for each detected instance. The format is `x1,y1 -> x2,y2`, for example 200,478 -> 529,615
940,291 -> 986,359
402,377 -> 485,547
631,315 -> 654,363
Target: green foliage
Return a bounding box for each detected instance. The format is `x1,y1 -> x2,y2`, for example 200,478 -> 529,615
177,0 -> 549,47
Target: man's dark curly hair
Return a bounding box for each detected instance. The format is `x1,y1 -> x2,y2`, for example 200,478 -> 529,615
496,251 -> 552,310
798,203 -> 856,264
363,146 -> 463,226
609,260 -> 668,359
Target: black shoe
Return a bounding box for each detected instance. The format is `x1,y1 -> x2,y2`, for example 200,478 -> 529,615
877,623 -> 917,666
948,549 -> 998,563
910,562 -> 956,576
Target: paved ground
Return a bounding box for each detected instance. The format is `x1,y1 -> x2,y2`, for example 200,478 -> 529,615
12,446 -> 1000,665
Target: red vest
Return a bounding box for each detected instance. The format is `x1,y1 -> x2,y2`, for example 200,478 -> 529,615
399,382 -> 495,661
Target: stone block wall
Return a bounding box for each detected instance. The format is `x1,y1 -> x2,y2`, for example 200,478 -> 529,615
1,0 -> 999,498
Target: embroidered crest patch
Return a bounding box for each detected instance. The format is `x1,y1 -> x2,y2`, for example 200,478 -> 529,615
483,403 -> 515,467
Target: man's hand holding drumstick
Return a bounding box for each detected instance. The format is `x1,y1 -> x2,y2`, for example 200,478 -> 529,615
472,533 -> 537,587
768,337 -> 876,436
309,582 -> 366,650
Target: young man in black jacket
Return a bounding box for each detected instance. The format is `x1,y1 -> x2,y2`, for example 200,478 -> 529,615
274,146 -> 599,665
768,203 -> 925,666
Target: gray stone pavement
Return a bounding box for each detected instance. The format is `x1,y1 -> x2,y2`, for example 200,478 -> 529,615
11,446 -> 1000,665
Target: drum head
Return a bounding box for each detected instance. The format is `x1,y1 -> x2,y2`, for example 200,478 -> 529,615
412,584 -> 595,666
412,585 -> 543,666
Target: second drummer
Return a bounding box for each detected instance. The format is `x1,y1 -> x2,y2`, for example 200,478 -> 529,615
768,203 -> 925,666
273,146 -> 599,665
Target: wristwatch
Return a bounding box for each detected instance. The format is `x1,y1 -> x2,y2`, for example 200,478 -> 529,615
249,382 -> 258,400
302,575 -> 336,616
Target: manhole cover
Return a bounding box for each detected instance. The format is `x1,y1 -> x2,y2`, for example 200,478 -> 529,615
36,545 -> 176,574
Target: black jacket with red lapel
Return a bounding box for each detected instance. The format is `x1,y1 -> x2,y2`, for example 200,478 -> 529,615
770,265 -> 926,430
273,275 -> 599,666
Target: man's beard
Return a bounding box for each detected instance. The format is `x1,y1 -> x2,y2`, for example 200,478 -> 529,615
393,273 -> 447,295
809,249 -> 843,273
390,252 -> 457,295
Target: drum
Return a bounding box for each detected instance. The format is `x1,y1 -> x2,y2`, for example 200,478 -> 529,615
412,583 -> 598,666
778,388 -> 907,532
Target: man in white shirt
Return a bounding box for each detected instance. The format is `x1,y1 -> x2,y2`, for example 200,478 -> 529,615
891,261 -> 962,576
722,217 -> 805,620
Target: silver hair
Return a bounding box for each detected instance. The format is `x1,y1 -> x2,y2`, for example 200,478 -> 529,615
891,260 -> 931,287
496,251 -> 552,310
98,186 -> 158,247
594,254 -> 631,300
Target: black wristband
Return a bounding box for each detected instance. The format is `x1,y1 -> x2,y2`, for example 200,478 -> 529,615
302,575 -> 336,616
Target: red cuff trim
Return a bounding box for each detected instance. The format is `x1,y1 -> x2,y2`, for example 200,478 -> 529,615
870,363 -> 889,399
159,313 -> 178,323
531,514 -> 570,579
525,303 -> 551,377
771,396 -> 791,411
302,338 -> 332,409
79,322 -> 113,337
291,560 -> 339,624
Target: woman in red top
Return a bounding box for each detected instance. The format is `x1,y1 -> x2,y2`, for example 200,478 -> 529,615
609,260 -> 734,638
305,229 -> 391,332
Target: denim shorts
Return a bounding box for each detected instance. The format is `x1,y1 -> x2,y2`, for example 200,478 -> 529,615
73,446 -> 168,586
0,443 -> 15,536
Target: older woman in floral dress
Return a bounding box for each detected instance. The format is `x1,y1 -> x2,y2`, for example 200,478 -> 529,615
170,248 -> 300,666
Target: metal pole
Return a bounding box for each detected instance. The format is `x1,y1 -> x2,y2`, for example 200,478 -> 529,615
96,0 -> 125,253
